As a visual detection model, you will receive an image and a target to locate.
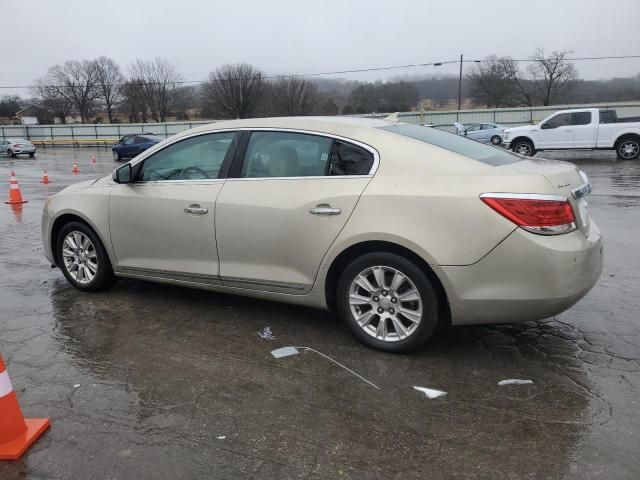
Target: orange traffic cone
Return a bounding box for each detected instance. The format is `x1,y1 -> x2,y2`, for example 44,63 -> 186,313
72,163 -> 79,174
0,354 -> 50,460
40,170 -> 51,184
4,171 -> 27,205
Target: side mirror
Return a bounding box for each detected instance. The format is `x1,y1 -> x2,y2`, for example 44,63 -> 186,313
112,163 -> 132,184
541,123 -> 550,129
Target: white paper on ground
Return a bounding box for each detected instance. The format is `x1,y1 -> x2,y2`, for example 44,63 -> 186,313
271,346 -> 300,358
498,379 -> 533,386
413,386 -> 447,399
216,435 -> 226,440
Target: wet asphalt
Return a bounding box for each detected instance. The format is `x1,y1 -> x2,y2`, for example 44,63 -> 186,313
0,146 -> 638,479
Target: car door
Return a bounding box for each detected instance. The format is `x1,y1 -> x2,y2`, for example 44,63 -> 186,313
537,113 -> 573,148
0,140 -> 7,154
108,131 -> 239,281
119,136 -> 136,157
571,111 -> 597,148
464,124 -> 483,141
214,130 -> 376,293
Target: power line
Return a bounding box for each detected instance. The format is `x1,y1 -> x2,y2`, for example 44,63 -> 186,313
0,54 -> 638,90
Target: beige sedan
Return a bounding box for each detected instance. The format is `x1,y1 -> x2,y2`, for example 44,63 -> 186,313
42,117 -> 603,352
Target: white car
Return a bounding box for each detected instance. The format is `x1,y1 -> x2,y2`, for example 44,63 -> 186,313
41,116 -> 602,352
503,108 -> 640,159
0,138 -> 36,157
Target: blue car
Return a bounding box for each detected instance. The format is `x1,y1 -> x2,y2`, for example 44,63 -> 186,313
112,134 -> 162,161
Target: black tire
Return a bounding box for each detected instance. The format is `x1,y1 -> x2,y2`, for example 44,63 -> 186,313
112,149 -> 121,161
511,139 -> 536,157
7,149 -> 15,158
616,137 -> 640,160
337,252 -> 439,353
56,221 -> 115,292
29,152 -> 35,158
490,135 -> 502,145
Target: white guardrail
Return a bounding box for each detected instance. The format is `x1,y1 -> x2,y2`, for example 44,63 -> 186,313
2,102 -> 640,143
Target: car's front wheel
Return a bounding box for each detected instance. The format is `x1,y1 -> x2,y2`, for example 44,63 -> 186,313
337,252 -> 439,353
57,221 -> 115,292
512,140 -> 535,157
112,149 -> 121,161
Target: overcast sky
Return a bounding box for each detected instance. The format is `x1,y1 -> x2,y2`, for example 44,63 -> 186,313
2,0 -> 639,96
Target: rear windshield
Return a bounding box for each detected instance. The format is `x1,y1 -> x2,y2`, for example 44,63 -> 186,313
378,124 -> 520,166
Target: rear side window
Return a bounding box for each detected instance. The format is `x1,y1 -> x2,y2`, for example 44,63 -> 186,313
133,136 -> 147,144
571,112 -> 591,125
329,141 -> 374,176
379,124 -> 520,166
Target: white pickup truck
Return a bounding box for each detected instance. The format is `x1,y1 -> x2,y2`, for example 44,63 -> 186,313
503,108 -> 640,159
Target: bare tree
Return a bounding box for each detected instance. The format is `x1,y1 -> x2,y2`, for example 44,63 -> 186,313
269,76 -> 319,115
119,79 -> 149,123
468,56 -> 518,107
94,56 -> 123,123
32,78 -> 74,123
202,63 -> 265,119
46,60 -> 100,122
528,49 -> 577,106
347,83 -> 379,113
129,58 -> 183,122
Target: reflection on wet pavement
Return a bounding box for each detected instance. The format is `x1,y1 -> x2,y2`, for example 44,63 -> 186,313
1,148 -> 639,479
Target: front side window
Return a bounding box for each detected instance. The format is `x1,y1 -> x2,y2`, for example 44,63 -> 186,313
123,137 -> 135,145
545,113 -> 572,128
138,132 -> 236,181
241,131 -> 333,178
466,124 -> 481,132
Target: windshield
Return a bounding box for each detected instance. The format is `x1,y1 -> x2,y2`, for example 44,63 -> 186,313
378,124 -> 520,166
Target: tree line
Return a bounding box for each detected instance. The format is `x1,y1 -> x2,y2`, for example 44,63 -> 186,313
0,50 -> 638,124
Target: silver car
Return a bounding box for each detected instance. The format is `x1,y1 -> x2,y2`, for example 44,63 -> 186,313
0,138 -> 36,157
454,122 -> 505,145
41,117 -> 602,353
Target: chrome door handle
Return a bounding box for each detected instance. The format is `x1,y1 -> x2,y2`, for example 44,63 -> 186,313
309,205 -> 341,216
184,204 -> 209,215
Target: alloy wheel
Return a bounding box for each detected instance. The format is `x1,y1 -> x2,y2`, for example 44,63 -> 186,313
514,143 -> 532,156
348,265 -> 423,342
62,231 -> 98,284
619,140 -> 639,159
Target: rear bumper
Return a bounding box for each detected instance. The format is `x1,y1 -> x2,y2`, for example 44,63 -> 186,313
441,221 -> 603,325
9,147 -> 36,154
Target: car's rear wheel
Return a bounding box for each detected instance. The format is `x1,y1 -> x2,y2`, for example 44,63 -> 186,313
512,140 -> 535,157
7,149 -> 15,158
490,135 -> 502,145
112,149 -> 121,161
29,152 -> 35,158
56,221 -> 115,292
617,138 -> 640,160
337,252 -> 439,353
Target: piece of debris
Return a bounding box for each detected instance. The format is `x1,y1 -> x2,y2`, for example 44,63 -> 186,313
271,346 -> 299,358
413,386 -> 447,399
216,435 -> 226,440
73,384 -> 81,389
498,379 -> 533,386
258,326 -> 275,340
270,346 -> 380,390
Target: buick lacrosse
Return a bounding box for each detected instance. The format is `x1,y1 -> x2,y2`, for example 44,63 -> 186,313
42,116 -> 602,352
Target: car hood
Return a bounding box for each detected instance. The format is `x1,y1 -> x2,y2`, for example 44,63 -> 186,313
58,178 -> 102,194
504,125 -> 537,134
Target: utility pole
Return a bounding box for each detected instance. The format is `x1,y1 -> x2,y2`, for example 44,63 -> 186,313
457,53 -> 463,112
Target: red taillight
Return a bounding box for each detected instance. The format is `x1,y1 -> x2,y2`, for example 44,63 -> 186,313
481,194 -> 576,235
13,144 -> 22,148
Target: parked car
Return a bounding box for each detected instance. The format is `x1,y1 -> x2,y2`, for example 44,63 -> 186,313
503,108 -> 640,159
42,116 -> 602,353
454,122 -> 505,145
117,132 -> 157,144
0,138 -> 36,157
112,134 -> 162,161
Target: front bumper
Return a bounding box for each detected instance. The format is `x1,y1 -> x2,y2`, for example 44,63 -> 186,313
441,221 -> 603,325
